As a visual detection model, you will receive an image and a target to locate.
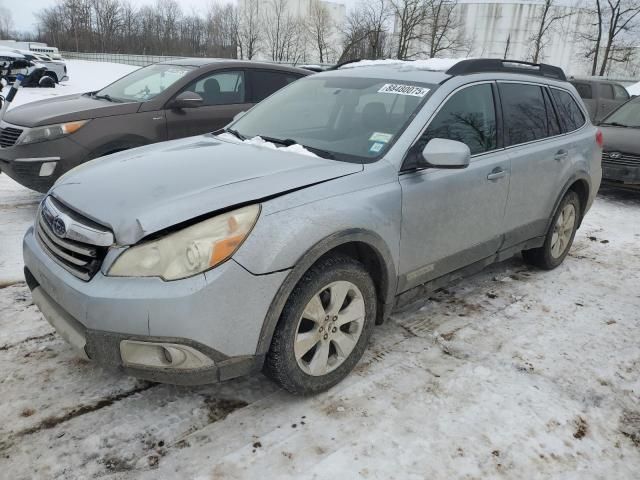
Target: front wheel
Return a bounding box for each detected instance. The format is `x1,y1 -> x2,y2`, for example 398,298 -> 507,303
522,190 -> 581,270
264,255 -> 377,395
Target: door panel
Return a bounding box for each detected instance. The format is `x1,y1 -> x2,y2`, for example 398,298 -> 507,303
399,151 -> 511,291
500,83 -> 571,247
398,82 -> 510,291
165,69 -> 252,140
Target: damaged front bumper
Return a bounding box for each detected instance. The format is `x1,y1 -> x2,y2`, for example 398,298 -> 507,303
23,226 -> 289,385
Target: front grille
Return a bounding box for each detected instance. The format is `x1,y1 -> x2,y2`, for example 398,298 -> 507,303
35,197 -> 113,281
0,126 -> 23,147
602,151 -> 640,167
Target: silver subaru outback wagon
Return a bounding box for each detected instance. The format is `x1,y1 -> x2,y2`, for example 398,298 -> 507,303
23,59 -> 602,394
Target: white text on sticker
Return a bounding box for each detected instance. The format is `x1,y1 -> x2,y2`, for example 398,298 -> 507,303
378,84 -> 430,97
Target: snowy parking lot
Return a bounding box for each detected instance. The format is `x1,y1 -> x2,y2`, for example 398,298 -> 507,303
1,61 -> 639,479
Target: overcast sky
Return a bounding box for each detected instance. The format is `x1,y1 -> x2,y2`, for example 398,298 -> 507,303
6,0 -> 357,33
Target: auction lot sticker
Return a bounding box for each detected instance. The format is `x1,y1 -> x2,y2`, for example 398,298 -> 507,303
378,84 -> 430,97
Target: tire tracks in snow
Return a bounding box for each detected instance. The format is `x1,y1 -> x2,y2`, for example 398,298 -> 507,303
0,382 -> 157,453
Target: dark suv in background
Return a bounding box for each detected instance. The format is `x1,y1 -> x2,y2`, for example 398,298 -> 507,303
0,59 -> 309,192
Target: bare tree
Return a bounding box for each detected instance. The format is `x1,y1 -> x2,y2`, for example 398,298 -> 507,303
338,0 -> 392,62
528,0 -> 575,63
581,0 -> 640,75
234,0 -> 262,59
92,0 -> 123,52
263,0 -> 306,62
0,0 -> 13,38
306,0 -> 335,63
422,0 -> 465,58
390,0 -> 429,60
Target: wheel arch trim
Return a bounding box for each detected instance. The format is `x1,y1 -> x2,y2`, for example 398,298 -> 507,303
254,228 -> 397,357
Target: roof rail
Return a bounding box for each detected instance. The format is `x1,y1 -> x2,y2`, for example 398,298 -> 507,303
446,59 -> 567,81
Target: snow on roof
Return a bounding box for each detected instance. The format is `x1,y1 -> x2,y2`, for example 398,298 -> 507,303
340,58 -> 464,72
216,133 -> 318,157
628,82 -> 640,96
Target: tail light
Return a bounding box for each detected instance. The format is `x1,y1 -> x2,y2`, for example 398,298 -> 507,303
596,129 -> 604,148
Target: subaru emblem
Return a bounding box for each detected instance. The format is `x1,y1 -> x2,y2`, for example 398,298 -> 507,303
52,217 -> 67,238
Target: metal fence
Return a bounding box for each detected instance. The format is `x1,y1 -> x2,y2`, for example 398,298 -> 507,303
60,51 -> 185,67
60,51 -> 331,69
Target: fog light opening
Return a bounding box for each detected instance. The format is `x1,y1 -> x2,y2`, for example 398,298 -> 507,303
120,340 -> 214,370
39,161 -> 58,177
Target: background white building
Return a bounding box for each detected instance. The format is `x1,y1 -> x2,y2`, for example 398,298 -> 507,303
403,0 -> 640,78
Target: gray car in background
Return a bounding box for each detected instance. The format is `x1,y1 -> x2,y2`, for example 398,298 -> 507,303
0,59 -> 309,192
23,59 -> 601,395
569,77 -> 630,123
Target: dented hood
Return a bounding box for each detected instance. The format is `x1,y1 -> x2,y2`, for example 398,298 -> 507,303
50,135 -> 362,245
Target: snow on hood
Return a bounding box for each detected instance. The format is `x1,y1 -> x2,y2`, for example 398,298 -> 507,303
340,58 -> 466,72
627,81 -> 640,96
216,132 -> 319,157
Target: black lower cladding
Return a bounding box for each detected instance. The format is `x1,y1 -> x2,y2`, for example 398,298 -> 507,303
85,330 -> 261,385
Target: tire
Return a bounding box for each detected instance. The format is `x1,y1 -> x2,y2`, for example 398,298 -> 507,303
44,72 -> 58,83
264,254 -> 377,395
522,190 -> 581,270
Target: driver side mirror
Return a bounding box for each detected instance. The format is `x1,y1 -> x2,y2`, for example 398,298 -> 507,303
170,91 -> 204,109
420,138 -> 471,169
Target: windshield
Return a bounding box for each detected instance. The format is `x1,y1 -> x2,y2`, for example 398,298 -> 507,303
602,97 -> 640,128
230,75 -> 433,162
96,64 -> 195,102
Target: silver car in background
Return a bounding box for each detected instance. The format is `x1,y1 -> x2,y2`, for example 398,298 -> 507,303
23,59 -> 602,394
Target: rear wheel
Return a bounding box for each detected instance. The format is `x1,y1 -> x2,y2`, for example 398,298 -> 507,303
522,190 -> 580,270
264,255 -> 376,395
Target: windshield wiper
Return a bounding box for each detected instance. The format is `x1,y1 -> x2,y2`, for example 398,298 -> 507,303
256,135 -> 336,159
225,127 -> 246,141
93,93 -> 121,103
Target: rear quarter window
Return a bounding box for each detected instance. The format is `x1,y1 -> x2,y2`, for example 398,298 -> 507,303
550,88 -> 586,132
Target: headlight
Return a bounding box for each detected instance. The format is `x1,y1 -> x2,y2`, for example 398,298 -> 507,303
108,205 -> 260,280
16,120 -> 89,145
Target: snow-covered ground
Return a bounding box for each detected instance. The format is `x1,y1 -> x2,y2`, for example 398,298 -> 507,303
627,81 -> 640,96
0,184 -> 639,479
1,59 -> 640,479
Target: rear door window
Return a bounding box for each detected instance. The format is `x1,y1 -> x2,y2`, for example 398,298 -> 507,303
418,83 -> 497,155
543,89 -> 561,136
499,83 -> 549,145
250,70 -> 302,102
550,88 -> 586,132
183,70 -> 246,106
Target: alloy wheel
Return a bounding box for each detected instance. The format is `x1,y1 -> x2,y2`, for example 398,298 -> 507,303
294,281 -> 366,376
550,203 -> 576,258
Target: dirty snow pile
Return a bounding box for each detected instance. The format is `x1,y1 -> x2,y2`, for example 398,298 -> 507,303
216,132 -> 319,157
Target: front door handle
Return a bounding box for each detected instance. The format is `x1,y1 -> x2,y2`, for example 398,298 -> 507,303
487,168 -> 507,181
554,150 -> 569,161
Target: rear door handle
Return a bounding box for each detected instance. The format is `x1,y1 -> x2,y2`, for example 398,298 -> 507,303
555,150 -> 569,161
487,168 -> 507,181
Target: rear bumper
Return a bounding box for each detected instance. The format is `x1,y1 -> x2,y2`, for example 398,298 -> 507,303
0,134 -> 89,192
602,162 -> 640,185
